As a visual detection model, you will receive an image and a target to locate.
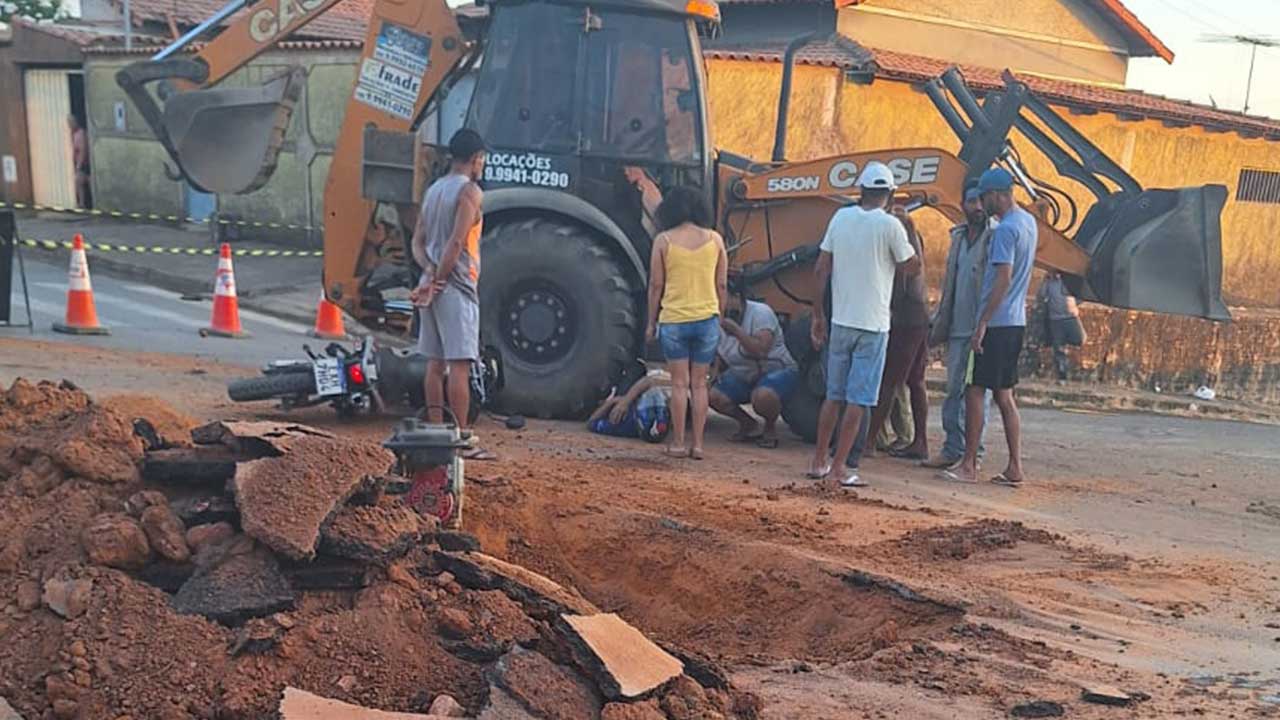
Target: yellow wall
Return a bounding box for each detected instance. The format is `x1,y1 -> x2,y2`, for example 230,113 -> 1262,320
868,0 -> 1127,46
706,58 -> 1280,308
838,5 -> 1128,85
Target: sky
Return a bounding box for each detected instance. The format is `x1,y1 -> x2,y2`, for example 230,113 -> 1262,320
1123,0 -> 1280,118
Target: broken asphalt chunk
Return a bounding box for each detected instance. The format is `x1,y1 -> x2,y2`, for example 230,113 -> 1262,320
143,446 -> 240,486
277,687 -> 441,719
1081,685 -> 1133,706
192,420 -> 333,454
231,431 -> 393,561
320,503 -> 433,565
1010,700 -> 1065,717
560,613 -> 684,700
489,646 -> 603,720
173,548 -> 294,625
281,557 -> 372,591
172,495 -> 238,527
434,551 -> 598,618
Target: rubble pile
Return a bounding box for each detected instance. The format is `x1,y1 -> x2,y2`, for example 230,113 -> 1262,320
0,379 -> 760,719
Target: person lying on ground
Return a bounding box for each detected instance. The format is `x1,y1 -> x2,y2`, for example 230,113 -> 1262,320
587,369 -> 673,444
709,290 -> 798,449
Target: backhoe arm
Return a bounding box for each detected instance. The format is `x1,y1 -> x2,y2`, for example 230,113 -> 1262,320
322,0 -> 467,317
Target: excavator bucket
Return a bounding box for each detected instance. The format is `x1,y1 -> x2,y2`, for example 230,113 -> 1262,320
157,68 -> 305,195
116,58 -> 306,196
1073,185 -> 1231,321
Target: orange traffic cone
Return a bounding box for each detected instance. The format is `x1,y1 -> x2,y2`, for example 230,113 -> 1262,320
52,234 -> 109,335
200,243 -> 250,338
310,289 -> 348,340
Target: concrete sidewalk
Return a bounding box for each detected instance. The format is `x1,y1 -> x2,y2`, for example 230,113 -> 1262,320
13,211 -> 322,326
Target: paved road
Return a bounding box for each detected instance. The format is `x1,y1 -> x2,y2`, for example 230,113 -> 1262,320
4,256 -> 321,369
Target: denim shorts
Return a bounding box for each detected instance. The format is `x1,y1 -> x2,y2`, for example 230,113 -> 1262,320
825,324 -> 889,406
659,316 -> 720,365
714,368 -> 800,405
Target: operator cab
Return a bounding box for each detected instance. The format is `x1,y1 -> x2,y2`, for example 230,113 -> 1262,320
465,0 -> 714,249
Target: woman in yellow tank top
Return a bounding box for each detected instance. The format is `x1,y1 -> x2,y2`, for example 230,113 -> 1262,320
645,187 -> 727,460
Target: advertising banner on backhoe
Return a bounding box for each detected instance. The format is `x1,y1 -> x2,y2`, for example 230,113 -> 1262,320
355,22 -> 431,120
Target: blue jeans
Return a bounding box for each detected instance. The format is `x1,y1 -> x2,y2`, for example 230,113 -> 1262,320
942,336 -> 991,460
659,317 -> 720,365
825,325 -> 889,406
714,368 -> 800,405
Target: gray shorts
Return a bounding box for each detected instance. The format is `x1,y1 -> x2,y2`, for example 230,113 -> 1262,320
417,286 -> 479,361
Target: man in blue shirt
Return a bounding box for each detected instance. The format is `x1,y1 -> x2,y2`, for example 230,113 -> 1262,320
946,167 -> 1037,487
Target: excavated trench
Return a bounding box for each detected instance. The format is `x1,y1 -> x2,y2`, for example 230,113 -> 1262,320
465,479 -> 962,666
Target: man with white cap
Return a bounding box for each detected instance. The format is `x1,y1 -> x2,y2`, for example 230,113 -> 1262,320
946,167 -> 1038,487
922,183 -> 994,470
808,161 -> 921,487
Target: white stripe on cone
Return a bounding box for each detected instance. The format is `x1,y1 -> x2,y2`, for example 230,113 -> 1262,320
68,248 -> 93,292
213,257 -> 237,298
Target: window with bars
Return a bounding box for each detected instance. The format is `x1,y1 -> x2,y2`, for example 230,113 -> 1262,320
1237,168 -> 1280,204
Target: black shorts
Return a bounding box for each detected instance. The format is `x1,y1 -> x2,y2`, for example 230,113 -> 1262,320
970,326 -> 1025,390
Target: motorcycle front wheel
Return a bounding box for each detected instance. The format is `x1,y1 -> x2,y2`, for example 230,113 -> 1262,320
227,372 -> 316,402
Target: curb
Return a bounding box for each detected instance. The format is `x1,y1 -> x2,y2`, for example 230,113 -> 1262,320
925,377 -> 1280,426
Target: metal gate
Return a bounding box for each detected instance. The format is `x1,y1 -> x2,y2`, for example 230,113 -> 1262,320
24,69 -> 77,209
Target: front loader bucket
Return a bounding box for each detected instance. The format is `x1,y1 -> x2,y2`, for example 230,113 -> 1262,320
159,67 -> 305,195
1073,184 -> 1231,321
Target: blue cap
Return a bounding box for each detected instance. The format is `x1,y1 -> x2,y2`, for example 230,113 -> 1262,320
977,167 -> 1014,194
963,186 -> 981,203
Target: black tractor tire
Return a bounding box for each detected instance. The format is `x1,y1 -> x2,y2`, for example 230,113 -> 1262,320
480,217 -> 638,418
228,372 -> 315,402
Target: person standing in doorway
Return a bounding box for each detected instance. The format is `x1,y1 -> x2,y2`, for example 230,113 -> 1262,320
947,168 -> 1038,487
69,115 -> 91,209
923,186 -> 993,470
809,162 -> 921,487
409,129 -> 494,460
646,186 -> 728,460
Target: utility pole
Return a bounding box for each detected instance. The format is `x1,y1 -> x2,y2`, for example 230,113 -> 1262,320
123,0 -> 131,50
1202,34 -> 1278,114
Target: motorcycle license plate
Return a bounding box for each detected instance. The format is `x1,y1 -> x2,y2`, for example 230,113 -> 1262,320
312,358 -> 346,396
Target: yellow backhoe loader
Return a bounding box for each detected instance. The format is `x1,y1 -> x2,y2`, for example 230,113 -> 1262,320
116,0 -> 1230,433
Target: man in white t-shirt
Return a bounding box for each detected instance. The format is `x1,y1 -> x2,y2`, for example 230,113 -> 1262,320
808,161 -> 921,487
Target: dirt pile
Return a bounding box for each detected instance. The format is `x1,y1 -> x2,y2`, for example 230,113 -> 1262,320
882,520 -> 1062,562
0,379 -> 759,719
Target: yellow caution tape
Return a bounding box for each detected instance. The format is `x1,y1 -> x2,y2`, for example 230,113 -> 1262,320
8,237 -> 323,258
0,201 -> 316,233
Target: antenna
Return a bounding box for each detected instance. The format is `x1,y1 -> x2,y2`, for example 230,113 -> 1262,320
1201,34 -> 1280,114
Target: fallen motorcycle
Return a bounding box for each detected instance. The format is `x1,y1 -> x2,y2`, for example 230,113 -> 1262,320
226,336 -> 501,422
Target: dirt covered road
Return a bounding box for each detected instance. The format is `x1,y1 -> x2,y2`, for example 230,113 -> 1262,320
3,337 -> 1278,718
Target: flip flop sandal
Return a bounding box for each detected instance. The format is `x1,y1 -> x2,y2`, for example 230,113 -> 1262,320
888,447 -> 928,460
806,463 -> 832,480
730,430 -> 764,443
990,473 -> 1025,487
840,473 -> 869,488
690,448 -> 705,461
920,456 -> 962,469
755,436 -> 779,449
940,469 -> 978,483
663,446 -> 690,459
462,446 -> 497,461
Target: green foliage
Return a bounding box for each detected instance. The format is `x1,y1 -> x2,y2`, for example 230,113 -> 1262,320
1,0 -> 67,23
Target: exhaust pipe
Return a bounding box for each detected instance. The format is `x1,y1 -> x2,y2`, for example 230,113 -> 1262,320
771,33 -> 822,163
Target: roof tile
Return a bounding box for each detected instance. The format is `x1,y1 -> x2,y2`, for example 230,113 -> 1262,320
869,47 -> 1280,138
